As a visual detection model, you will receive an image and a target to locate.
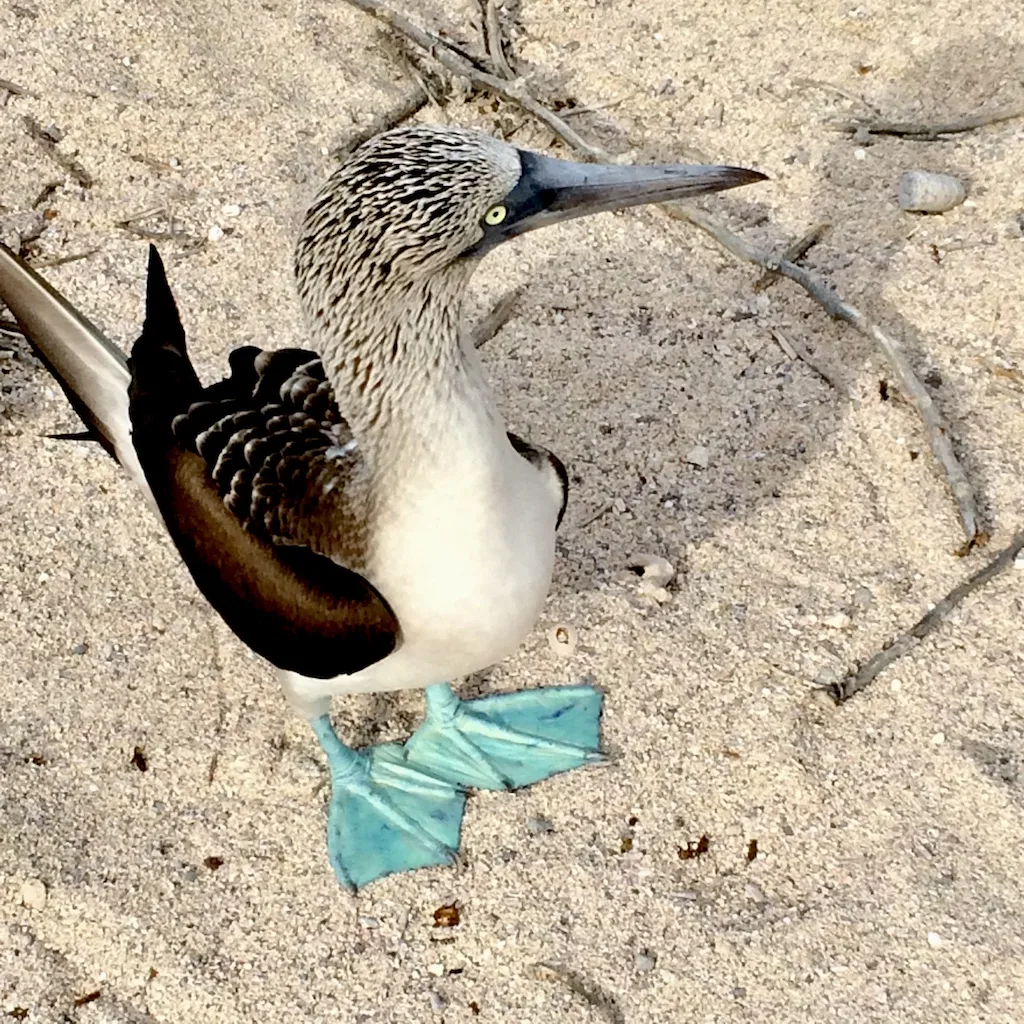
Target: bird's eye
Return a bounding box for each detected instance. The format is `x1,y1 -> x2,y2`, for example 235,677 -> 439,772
483,204 -> 507,226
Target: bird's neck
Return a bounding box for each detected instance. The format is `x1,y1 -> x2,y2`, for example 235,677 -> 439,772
310,269 -> 503,465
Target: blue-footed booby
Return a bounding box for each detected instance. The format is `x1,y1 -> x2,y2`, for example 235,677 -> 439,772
0,125 -> 764,888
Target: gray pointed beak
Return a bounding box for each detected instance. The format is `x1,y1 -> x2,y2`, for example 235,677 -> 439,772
471,149 -> 767,254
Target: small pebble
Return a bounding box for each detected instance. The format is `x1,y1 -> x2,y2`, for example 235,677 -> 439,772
612,497 -> 627,514
526,815 -> 554,835
685,445 -> 709,469
899,171 -> 966,213
822,611 -> 851,630
851,586 -> 874,609
427,963 -> 445,977
931,732 -> 945,745
1013,550 -> 1024,570
358,915 -> 380,929
207,225 -> 224,243
428,990 -> 446,1013
20,879 -> 47,911
634,949 -> 657,972
221,203 -> 242,217
854,147 -> 867,161
71,641 -> 88,655
927,931 -> 943,948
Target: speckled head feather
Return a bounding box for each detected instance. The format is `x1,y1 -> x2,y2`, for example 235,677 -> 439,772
294,126 -> 523,435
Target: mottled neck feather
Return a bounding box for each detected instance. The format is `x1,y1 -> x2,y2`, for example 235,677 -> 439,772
295,247 -> 493,460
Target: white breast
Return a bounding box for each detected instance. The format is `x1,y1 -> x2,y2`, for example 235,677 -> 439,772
284,427 -> 561,710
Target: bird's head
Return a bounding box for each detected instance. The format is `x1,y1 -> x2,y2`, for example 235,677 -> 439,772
296,124 -> 765,309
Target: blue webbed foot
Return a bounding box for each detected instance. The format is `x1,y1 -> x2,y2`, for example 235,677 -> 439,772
311,716 -> 466,890
403,683 -> 604,790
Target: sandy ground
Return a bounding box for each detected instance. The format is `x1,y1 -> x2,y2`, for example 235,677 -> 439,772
2,1 -> 1024,1021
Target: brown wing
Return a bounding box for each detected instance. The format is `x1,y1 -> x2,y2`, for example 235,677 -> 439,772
127,247 -> 398,680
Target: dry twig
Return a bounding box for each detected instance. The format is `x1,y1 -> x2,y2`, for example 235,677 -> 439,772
30,250 -> 99,269
23,116 -> 94,189
529,963 -> 625,1024
478,0 -> 515,80
753,222 -> 829,292
770,327 -> 841,390
342,0 -> 983,544
115,206 -> 167,226
829,530 -> 1024,702
330,89 -> 430,158
471,284 -> 525,348
0,78 -> 30,96
31,181 -> 62,209
837,106 -> 1024,141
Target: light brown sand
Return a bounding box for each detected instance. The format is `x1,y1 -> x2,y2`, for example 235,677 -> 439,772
2,2 -> 1024,1021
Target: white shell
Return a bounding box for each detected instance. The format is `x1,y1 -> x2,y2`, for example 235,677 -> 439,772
627,552 -> 676,588
898,171 -> 967,213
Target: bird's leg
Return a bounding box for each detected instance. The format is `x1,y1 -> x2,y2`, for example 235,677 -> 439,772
403,682 -> 604,791
309,715 -> 466,890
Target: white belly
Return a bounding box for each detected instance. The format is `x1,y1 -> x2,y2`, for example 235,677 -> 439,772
281,437 -> 560,714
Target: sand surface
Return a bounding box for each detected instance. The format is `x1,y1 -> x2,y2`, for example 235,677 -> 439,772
2,1 -> 1024,1021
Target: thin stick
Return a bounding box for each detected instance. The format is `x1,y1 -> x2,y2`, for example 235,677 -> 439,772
0,78 -> 31,96
563,94 -> 635,117
31,181 -> 62,209
577,503 -> 613,530
478,0 -> 515,80
23,116 -> 94,189
665,202 -> 980,544
115,206 -> 167,226
753,222 -> 829,292
529,963 -> 625,1024
471,284 -> 525,348
115,223 -> 195,243
330,90 -> 429,159
30,250 -> 99,269
770,328 -> 841,390
836,106 -> 1024,141
829,530 -> 1024,702
340,0 -> 609,159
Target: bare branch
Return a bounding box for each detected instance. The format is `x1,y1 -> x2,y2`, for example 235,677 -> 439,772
836,106 -> 1024,141
770,328 -> 842,390
753,222 -> 829,292
478,0 -> 515,80
829,530 -> 1024,702
23,116 -> 94,189
30,250 -> 99,269
471,284 -> 525,348
330,90 -> 429,159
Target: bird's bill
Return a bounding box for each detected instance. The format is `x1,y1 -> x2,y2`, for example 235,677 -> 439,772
487,150 -> 766,247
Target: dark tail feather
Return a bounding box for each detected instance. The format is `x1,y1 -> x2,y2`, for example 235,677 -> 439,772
127,246 -> 202,435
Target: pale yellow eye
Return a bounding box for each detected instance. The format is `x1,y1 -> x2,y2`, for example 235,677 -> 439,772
484,204 -> 507,226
